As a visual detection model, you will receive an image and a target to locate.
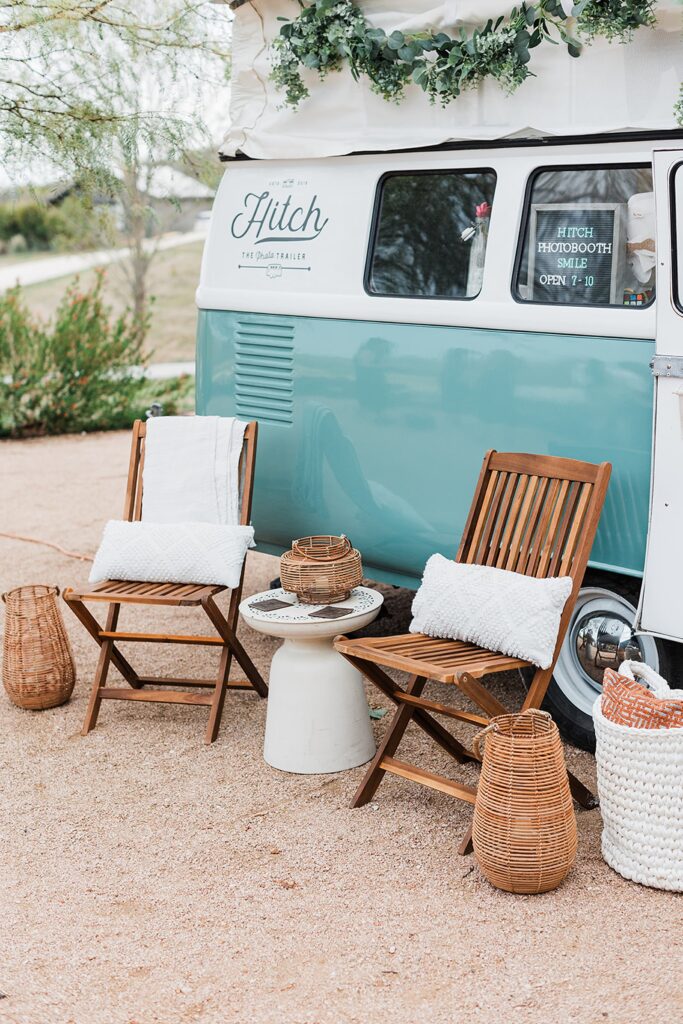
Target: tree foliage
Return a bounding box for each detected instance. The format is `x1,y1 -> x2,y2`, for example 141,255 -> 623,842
0,1 -> 231,182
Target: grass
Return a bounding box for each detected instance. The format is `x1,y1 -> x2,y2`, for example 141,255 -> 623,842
0,250 -> 50,268
20,240 -> 203,363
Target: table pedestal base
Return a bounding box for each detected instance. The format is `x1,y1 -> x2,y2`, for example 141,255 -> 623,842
263,637 -> 376,774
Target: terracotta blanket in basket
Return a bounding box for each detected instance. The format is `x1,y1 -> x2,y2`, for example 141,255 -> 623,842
601,667 -> 683,729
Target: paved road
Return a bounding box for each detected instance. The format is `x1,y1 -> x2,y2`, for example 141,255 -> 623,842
145,361 -> 195,379
0,231 -> 206,292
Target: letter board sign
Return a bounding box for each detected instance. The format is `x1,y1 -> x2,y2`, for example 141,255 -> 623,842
528,203 -> 626,305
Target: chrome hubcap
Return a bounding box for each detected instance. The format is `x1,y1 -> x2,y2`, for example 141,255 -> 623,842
554,586 -> 659,717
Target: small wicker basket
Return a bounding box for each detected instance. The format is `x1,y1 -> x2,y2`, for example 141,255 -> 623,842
2,585 -> 76,710
472,709 -> 577,894
280,535 -> 362,604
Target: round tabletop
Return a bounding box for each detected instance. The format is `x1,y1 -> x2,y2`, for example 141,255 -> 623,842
240,586 -> 383,640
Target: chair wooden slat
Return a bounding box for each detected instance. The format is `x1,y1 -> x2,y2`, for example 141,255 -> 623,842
514,476 -> 549,574
536,478 -> 571,578
464,469 -> 499,563
524,477 -> 561,577
122,420 -> 144,520
133,441 -> 145,521
485,472 -> 518,567
488,450 -> 601,483
505,474 -> 538,572
558,482 -> 593,577
547,480 -> 581,577
495,473 -> 529,569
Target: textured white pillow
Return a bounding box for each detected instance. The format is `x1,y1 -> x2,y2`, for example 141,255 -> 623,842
410,554 -> 573,670
89,520 -> 255,589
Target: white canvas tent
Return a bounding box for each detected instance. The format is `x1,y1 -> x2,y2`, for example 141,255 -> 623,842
221,0 -> 683,160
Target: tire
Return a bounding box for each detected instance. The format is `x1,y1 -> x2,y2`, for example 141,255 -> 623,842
542,570 -> 674,752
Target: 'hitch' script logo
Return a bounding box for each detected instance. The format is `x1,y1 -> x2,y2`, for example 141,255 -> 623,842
230,191 -> 329,244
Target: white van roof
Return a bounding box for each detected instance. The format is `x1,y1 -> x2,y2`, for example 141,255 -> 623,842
221,0 -> 683,161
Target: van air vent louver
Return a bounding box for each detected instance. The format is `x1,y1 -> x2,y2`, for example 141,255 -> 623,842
234,318 -> 294,425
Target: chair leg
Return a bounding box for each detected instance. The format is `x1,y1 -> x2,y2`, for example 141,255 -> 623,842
521,666 -> 553,712
64,593 -> 141,689
522,667 -> 598,807
202,596 -> 268,698
205,646 -> 231,745
82,604 -> 120,735
352,676 -> 426,807
568,770 -> 599,810
458,824 -> 474,857
339,653 -> 476,765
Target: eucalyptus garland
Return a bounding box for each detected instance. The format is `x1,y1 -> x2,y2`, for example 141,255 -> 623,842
271,0 -> 658,109
577,0 -> 657,40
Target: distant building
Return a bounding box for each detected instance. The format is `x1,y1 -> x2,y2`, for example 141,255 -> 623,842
48,165 -> 215,234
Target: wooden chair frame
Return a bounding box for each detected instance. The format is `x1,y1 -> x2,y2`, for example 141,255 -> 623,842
64,419 -> 267,744
334,450 -> 611,851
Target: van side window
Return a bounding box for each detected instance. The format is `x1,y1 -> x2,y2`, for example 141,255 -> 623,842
673,163 -> 683,314
514,165 -> 655,308
366,170 -> 497,299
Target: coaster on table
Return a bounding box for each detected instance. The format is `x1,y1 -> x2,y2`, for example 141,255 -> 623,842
249,598 -> 295,612
308,606 -> 353,620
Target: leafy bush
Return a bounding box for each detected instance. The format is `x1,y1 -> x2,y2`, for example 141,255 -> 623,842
0,202 -> 70,250
0,271 -> 192,437
51,195 -> 118,252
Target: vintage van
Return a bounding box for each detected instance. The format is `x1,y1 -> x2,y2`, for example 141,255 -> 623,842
195,2 -> 683,750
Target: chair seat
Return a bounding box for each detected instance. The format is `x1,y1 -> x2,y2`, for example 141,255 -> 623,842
334,632 -> 529,683
67,579 -> 225,606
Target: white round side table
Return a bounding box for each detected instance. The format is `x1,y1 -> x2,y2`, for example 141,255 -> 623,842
240,586 -> 383,774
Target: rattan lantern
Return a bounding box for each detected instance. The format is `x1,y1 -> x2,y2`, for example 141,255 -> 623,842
472,709 -> 577,894
280,535 -> 362,604
2,585 -> 76,710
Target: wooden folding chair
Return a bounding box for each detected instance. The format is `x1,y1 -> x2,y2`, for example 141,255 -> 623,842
334,451 -> 611,851
64,419 -> 267,744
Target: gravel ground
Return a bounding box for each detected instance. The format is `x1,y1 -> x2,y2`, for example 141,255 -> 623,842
1,431 -> 681,1024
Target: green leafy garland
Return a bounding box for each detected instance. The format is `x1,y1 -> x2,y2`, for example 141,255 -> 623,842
271,0 -> 657,108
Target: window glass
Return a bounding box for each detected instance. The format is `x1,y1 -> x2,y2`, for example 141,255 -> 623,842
367,170 -> 497,299
515,165 -> 655,308
674,163 -> 683,314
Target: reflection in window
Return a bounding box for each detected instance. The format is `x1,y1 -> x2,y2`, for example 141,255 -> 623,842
515,166 -> 655,308
367,171 -> 497,299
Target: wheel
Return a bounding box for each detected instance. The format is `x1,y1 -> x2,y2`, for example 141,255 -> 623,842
542,570 -> 673,752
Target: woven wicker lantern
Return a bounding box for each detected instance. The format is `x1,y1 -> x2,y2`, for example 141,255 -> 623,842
2,585 -> 76,710
472,709 -> 577,894
280,535 -> 362,604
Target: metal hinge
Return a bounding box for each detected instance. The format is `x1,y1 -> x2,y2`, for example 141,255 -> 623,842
650,356 -> 683,378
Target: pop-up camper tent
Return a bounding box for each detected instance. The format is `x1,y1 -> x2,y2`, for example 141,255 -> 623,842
222,0 -> 683,159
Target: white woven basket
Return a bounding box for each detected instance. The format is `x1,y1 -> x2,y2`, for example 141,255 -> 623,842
594,661 -> 683,891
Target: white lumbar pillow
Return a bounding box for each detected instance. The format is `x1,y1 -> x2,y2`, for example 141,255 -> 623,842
89,521 -> 255,590
410,554 -> 573,670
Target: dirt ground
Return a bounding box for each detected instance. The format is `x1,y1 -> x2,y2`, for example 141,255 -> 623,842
1,431 -> 681,1024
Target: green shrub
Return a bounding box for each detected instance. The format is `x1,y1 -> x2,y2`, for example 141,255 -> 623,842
0,201 -> 70,250
51,195 -> 117,252
0,271 -> 191,437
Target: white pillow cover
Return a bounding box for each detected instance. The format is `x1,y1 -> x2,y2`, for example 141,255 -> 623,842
410,554 -> 573,670
89,521 -> 255,590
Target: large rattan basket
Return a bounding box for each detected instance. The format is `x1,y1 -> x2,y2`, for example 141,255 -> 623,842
280,535 -> 362,604
472,709 -> 577,894
2,585 -> 76,710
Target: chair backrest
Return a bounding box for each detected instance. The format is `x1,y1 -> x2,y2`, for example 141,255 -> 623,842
456,450 -> 611,608
122,419 -> 258,526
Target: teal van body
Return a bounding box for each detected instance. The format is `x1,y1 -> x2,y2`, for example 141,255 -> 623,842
196,309 -> 654,585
